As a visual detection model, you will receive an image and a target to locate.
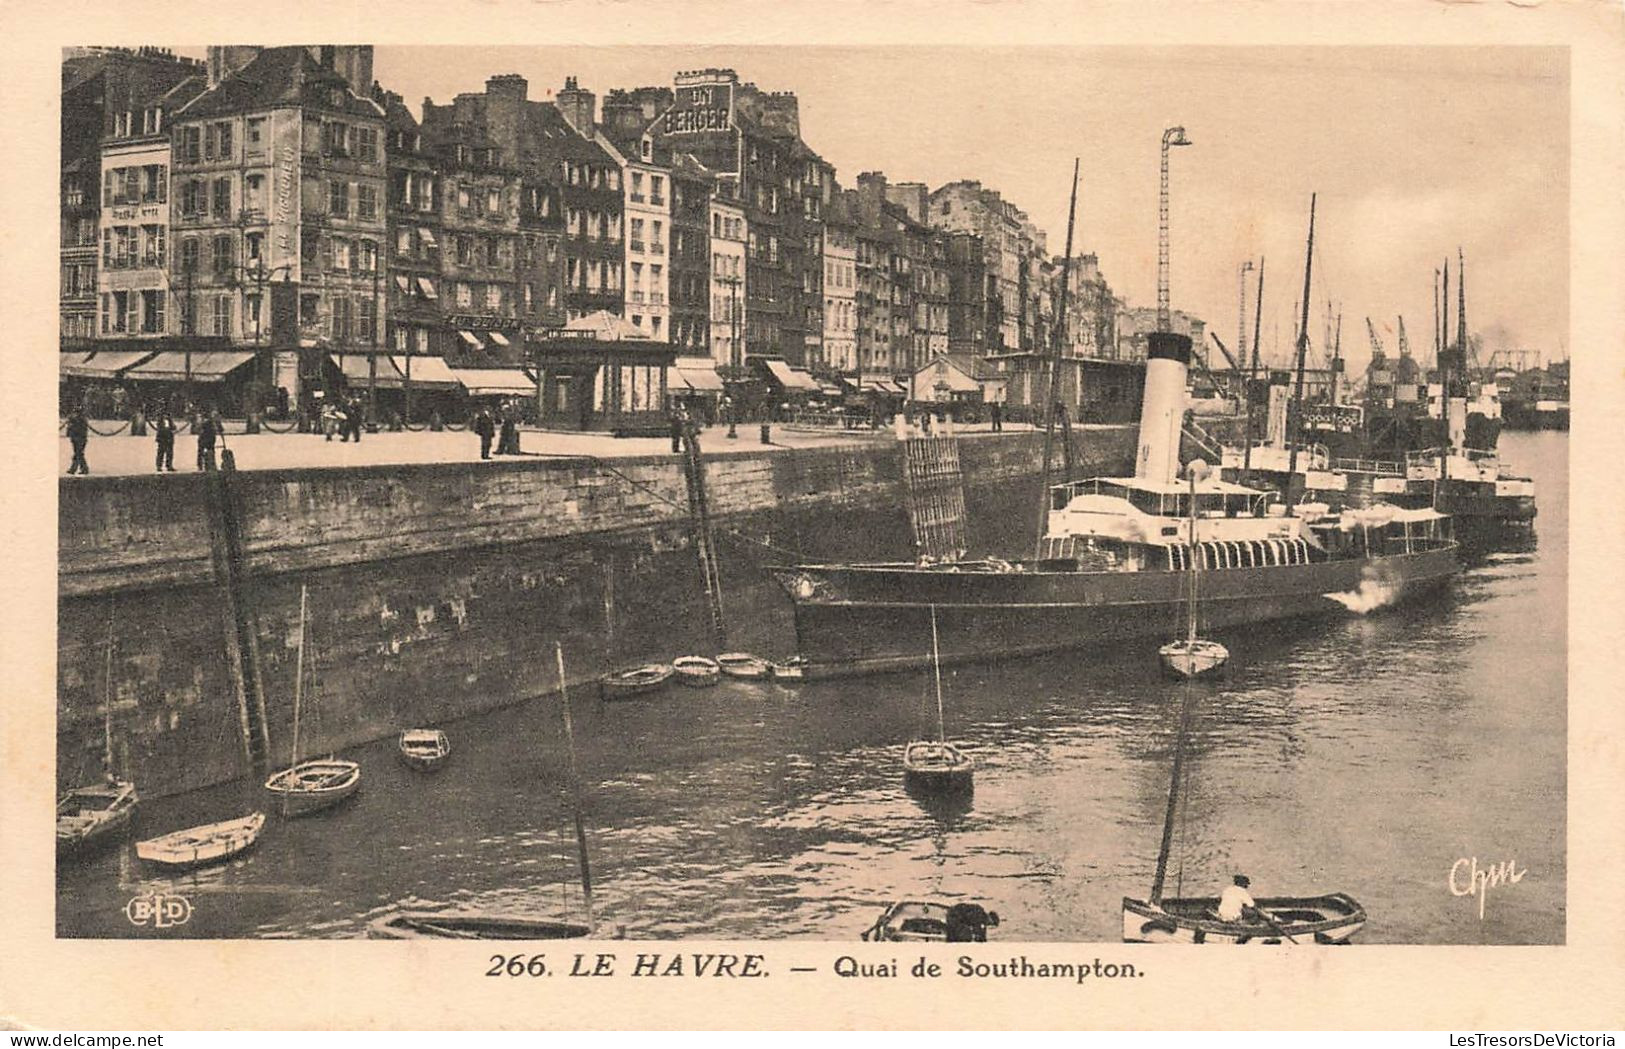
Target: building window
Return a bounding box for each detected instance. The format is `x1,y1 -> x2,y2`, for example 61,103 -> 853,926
458,186 -> 472,212
486,188 -> 501,215
415,328 -> 428,353
142,290 -> 165,334
245,293 -> 261,336
332,238 -> 351,272
456,235 -> 471,266
332,296 -> 351,341
179,125 -> 201,164
485,284 -> 501,310
396,228 -> 413,256
357,127 -> 378,163
650,175 -> 664,205
211,294 -> 232,336
394,326 -> 408,351
246,117 -> 266,156
359,297 -> 376,343
456,282 -> 472,308
358,184 -> 377,220
631,171 -> 644,202
244,174 -> 265,214
212,234 -> 233,279
329,180 -> 349,218
300,293 -> 320,329
359,239 -> 377,272
212,176 -> 232,220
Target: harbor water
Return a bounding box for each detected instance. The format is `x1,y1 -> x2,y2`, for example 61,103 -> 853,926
57,430 -> 1566,943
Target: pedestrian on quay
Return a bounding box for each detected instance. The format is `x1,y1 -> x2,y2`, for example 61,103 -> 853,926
66,406 -> 90,475
669,402 -> 689,454
196,410 -> 219,471
990,400 -> 1003,433
474,407 -> 495,460
154,411 -> 176,472
499,401 -> 520,455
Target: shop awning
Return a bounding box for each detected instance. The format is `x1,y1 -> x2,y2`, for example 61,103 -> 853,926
331,353 -> 407,389
416,277 -> 438,300
672,357 -> 724,392
60,350 -> 158,379
394,274 -> 411,292
862,379 -> 906,396
458,330 -> 482,348
451,367 -> 535,396
764,358 -> 820,393
419,227 -> 437,248
487,331 -> 511,347
389,354 -> 460,391
123,351 -> 257,383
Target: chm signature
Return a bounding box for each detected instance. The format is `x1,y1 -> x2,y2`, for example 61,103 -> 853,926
1449,856 -> 1527,920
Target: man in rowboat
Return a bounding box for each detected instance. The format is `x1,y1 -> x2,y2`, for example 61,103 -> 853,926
1216,874 -> 1261,923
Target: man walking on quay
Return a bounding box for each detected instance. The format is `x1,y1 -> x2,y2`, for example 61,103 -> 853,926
66,407 -> 90,475
196,411 -> 219,471
154,412 -> 176,472
990,400 -> 1003,433
670,403 -> 689,454
474,407 -> 495,460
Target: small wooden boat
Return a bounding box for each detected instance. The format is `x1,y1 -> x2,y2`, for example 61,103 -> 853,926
1121,892 -> 1367,944
861,901 -> 999,942
672,655 -> 721,688
265,759 -> 361,817
1159,638 -> 1230,679
769,655 -> 810,681
57,779 -> 138,858
717,652 -> 771,679
399,729 -> 451,772
368,910 -> 592,940
902,741 -> 975,792
599,662 -> 674,700
265,587 -> 362,817
136,812 -> 265,870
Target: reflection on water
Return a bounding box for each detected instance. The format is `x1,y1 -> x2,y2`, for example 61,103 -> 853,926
58,431 -> 1566,944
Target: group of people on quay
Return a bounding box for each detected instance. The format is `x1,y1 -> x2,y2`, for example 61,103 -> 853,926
64,404 -> 226,475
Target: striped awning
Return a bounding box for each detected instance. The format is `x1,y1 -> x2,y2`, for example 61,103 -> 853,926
389,354 -> 459,391
60,350 -> 157,379
123,351 -> 257,382
451,367 -> 535,396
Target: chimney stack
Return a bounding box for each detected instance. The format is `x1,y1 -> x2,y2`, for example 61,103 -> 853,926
557,75 -> 596,135
1135,332 -> 1193,484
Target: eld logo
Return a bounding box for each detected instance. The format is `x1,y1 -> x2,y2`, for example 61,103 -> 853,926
125,893 -> 192,929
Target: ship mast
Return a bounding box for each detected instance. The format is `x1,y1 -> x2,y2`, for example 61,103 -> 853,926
1242,257 -> 1264,476
1034,159 -> 1081,559
1150,672 -> 1198,904
1284,194 -> 1317,500
555,642 -> 595,933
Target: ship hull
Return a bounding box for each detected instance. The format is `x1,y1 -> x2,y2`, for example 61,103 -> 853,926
775,548 -> 1456,674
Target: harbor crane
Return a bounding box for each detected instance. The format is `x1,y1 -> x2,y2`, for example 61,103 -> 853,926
1397,316 -> 1411,358
1365,317 -> 1387,363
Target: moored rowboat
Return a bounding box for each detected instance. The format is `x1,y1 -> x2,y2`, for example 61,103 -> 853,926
599,663 -> 674,700
902,740 -> 975,793
136,812 -> 265,869
368,910 -> 593,940
399,729 -> 451,772
769,655 -> 810,681
264,759 -> 361,817
672,655 -> 721,688
717,652 -> 771,679
861,901 -> 999,942
1121,893 -> 1366,944
1158,638 -> 1230,679
57,779 -> 138,858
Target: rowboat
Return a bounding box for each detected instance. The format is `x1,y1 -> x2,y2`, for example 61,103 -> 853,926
1121,893 -> 1367,944
399,729 -> 451,772
368,911 -> 592,940
599,663 -> 674,700
57,779 -> 138,858
902,741 -> 975,793
265,759 -> 361,817
135,812 -> 265,870
672,655 -> 721,688
769,655 -> 810,681
264,586 -> 362,817
717,652 -> 771,679
861,901 -> 999,942
1158,638 -> 1230,680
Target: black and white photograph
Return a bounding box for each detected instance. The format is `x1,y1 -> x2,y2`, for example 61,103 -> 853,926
48,38 -> 1574,947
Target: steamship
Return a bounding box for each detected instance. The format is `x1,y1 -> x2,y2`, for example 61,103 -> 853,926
773,334 -> 1460,676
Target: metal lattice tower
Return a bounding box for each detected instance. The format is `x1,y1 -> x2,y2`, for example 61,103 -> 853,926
1158,126 -> 1191,332
1236,260 -> 1254,376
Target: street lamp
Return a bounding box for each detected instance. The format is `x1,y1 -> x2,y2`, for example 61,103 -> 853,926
231,256 -> 294,423
1158,126 -> 1192,334
719,272 -> 742,438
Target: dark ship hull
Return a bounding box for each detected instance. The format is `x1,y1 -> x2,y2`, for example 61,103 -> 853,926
773,547 -> 1457,675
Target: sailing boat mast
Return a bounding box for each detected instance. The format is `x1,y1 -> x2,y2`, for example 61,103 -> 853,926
103,601 -> 116,780
290,584 -> 307,770
1284,194 -> 1317,499
1150,681 -> 1197,905
1034,159 -> 1081,559
555,642 -> 595,932
1186,472 -> 1199,646
929,604 -> 946,742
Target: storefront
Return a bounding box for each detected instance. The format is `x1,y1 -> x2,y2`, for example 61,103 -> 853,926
528,312 -> 677,435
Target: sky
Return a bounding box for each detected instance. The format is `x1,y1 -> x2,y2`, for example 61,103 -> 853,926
354,46 -> 1569,372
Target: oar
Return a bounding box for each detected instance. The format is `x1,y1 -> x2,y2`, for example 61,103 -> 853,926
1253,908 -> 1300,945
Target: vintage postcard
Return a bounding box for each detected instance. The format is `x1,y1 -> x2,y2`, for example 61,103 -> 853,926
2,0 -> 1623,1032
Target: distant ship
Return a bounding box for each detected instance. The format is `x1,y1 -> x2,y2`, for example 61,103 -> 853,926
774,333 -> 1460,677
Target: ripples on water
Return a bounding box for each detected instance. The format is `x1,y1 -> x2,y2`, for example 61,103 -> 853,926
58,431 -> 1566,944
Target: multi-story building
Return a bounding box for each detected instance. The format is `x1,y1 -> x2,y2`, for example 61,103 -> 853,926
819,189 -> 857,374
170,46 -> 387,402
599,87 -> 675,343
647,68 -> 823,364
430,74 -> 625,326
60,47 -> 205,344
707,183 -> 747,373
847,183 -> 895,378
1117,305 -> 1206,363
516,172 -> 568,338
420,120 -> 523,362
928,180 -> 1039,352
667,153 -> 714,357
1052,253 -> 1117,359
377,88 -> 443,365
785,142 -> 832,368
96,75 -> 206,341
944,232 -> 990,356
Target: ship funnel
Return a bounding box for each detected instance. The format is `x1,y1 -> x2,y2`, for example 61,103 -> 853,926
1136,332 -> 1192,484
